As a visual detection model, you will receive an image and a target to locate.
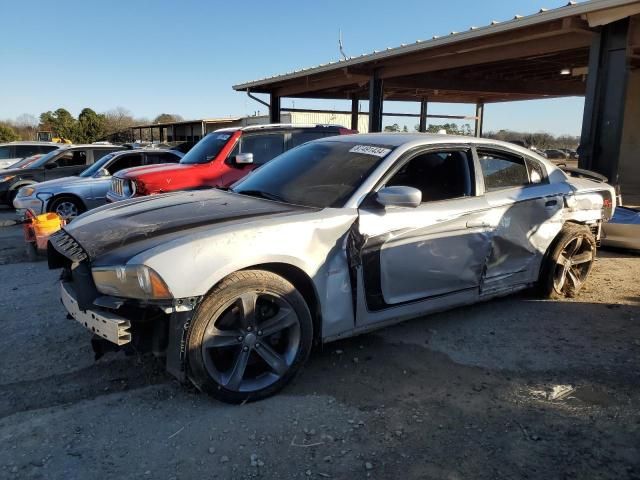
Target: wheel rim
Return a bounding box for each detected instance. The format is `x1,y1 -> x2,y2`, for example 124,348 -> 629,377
553,234 -> 594,295
201,290 -> 301,393
55,201 -> 79,220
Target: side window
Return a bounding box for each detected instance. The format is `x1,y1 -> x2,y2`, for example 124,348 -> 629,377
386,150 -> 473,203
145,152 -> 180,164
93,149 -> 119,162
290,131 -> 324,149
0,146 -> 10,159
106,154 -> 143,174
477,149 -> 530,191
15,145 -> 39,158
241,133 -> 285,165
53,150 -> 87,167
38,145 -> 58,154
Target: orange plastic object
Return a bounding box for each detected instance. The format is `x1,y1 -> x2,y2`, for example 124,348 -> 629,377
32,213 -> 64,251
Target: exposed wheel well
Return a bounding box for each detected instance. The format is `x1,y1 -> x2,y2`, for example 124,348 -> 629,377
243,263 -> 323,345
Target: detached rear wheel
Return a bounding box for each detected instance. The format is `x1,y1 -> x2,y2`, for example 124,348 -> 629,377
540,223 -> 596,298
187,270 -> 313,403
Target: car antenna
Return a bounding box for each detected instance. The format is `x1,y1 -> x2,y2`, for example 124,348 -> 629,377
338,29 -> 348,61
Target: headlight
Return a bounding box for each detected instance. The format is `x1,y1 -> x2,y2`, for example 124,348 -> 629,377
92,265 -> 172,300
0,175 -> 15,183
17,186 -> 35,198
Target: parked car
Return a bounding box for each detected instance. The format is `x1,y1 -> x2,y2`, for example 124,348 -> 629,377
602,206 -> 640,250
49,134 -> 615,403
0,144 -> 124,206
13,148 -> 183,220
545,149 -> 569,160
0,141 -> 63,170
106,124 -> 355,202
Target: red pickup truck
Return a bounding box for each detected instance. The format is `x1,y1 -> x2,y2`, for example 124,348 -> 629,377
107,124 -> 355,201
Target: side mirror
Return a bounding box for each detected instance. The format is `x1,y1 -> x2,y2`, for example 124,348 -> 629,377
45,163 -> 58,170
235,153 -> 254,165
96,168 -> 110,178
376,186 -> 422,208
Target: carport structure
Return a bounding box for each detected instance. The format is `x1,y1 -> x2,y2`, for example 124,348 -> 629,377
234,0 -> 640,203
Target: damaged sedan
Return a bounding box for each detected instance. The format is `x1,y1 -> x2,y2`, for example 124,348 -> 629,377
48,134 -> 616,403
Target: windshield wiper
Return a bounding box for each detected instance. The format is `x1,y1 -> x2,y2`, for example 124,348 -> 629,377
234,189 -> 286,203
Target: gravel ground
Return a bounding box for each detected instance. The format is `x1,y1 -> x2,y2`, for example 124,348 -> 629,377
0,207 -> 639,480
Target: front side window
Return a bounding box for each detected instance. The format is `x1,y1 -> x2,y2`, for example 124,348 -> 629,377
385,150 -> 473,202
106,154 -> 143,174
145,152 -> 180,164
52,150 -> 87,167
241,133 -> 285,165
477,149 -> 530,191
290,131 -> 326,149
180,132 -> 233,165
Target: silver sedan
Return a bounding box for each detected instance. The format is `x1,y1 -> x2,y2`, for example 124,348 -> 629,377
49,134 -> 616,403
14,149 -> 183,220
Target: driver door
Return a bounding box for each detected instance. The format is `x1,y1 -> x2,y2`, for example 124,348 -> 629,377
354,147 -> 494,327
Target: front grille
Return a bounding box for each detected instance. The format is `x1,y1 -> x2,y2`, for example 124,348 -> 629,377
49,229 -> 88,263
111,177 -> 124,197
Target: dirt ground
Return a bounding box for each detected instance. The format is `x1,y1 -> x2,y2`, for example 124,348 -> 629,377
0,207 -> 639,480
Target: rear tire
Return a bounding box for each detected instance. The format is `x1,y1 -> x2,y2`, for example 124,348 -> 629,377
539,223 -> 596,299
187,270 -> 313,403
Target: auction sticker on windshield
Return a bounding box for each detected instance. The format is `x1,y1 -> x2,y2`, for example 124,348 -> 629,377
349,145 -> 392,157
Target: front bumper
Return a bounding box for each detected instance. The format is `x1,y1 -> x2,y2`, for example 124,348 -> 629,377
61,282 -> 132,345
13,196 -> 45,217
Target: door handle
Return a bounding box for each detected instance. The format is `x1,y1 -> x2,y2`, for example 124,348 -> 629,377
545,199 -> 558,208
466,220 -> 491,229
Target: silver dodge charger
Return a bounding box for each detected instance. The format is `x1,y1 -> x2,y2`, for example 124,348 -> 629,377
48,134 -> 615,403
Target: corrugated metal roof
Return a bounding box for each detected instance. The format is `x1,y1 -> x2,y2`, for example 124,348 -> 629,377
233,0 -> 638,90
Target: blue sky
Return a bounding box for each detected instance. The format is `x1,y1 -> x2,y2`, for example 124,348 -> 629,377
0,0 -> 586,135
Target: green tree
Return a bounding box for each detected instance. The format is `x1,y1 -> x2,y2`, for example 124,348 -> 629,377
40,108 -> 77,141
0,123 -> 19,142
153,113 -> 183,124
76,108 -> 107,143
384,123 -> 401,132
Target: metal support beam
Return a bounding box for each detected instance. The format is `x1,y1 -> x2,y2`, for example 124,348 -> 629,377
475,102 -> 485,137
351,95 -> 359,131
150,127 -> 154,143
270,93 -> 281,123
419,99 -> 428,132
579,18 -> 630,185
368,70 -> 384,132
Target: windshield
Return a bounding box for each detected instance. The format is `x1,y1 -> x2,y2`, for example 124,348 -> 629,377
180,132 -> 234,165
11,154 -> 43,169
80,153 -> 116,177
232,141 -> 393,208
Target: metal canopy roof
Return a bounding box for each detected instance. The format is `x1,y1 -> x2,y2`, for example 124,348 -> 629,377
234,0 -> 640,103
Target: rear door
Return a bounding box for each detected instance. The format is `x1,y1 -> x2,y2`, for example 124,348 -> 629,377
475,146 -> 565,293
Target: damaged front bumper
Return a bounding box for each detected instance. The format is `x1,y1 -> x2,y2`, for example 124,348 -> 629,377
58,273 -> 200,383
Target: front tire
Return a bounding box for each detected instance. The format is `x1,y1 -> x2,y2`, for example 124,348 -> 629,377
187,270 -> 313,403
539,223 -> 596,299
48,196 -> 85,221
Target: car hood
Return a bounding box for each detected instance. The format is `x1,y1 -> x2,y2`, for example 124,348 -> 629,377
28,176 -> 94,191
61,189 -> 313,262
0,166 -> 43,177
116,162 -> 186,179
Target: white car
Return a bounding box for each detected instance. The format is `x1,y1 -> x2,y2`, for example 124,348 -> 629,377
0,141 -> 63,169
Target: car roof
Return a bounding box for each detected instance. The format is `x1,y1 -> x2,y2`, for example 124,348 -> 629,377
111,148 -> 181,155
0,141 -> 63,146
215,123 -> 348,133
